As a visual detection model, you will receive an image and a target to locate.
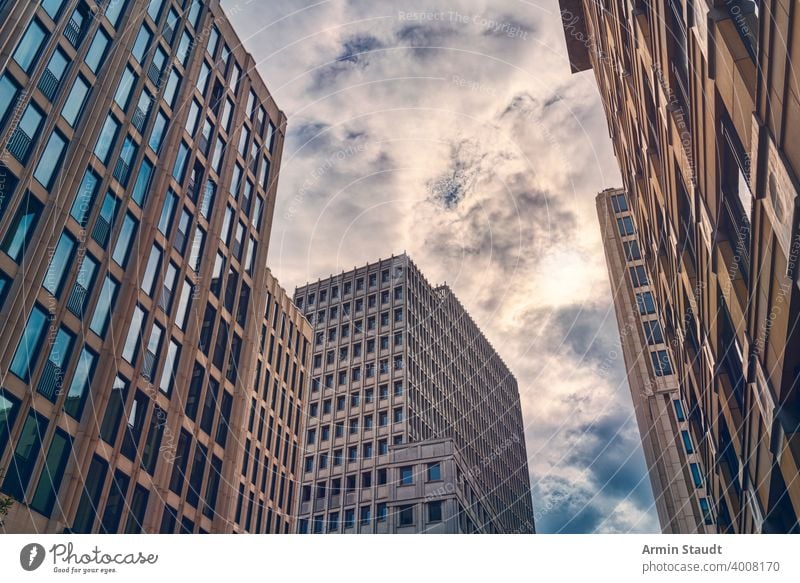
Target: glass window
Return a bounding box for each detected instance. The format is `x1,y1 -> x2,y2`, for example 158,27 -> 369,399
90,275 -> 119,337
690,463 -> 703,488
173,141 -> 190,181
158,189 -> 178,235
617,216 -> 635,236
43,231 -> 76,296
114,66 -> 136,110
33,130 -> 67,188
177,31 -> 193,66
31,429 -> 72,517
61,75 -> 90,126
164,69 -> 181,108
121,390 -> 148,461
131,158 -> 153,206
122,304 -> 146,363
104,0 -> 128,27
142,244 -> 162,296
70,168 -> 100,226
0,74 -> 21,127
636,292 -> 656,315
12,19 -> 47,73
427,501 -> 442,523
673,400 -> 686,422
399,466 -> 413,485
10,103 -> 44,162
39,47 -> 69,101
643,320 -> 664,345
38,325 -> 75,401
9,304 -> 47,380
147,0 -> 164,22
85,28 -> 111,74
398,504 -> 414,526
651,350 -> 672,376
1,192 -> 43,263
1,409 -> 48,500
64,347 -> 97,419
212,137 -> 225,173
94,114 -> 120,164
427,462 -> 441,481
132,25 -> 153,64
189,227 -> 205,272
101,470 -> 130,533
0,391 -> 21,460
611,193 -> 628,212
159,339 -> 180,395
175,280 -> 192,330
681,430 -> 694,453
42,0 -> 67,20
141,406 -> 165,474
149,110 -> 168,152
112,212 -> 138,266
72,455 -> 108,533
100,376 -> 128,444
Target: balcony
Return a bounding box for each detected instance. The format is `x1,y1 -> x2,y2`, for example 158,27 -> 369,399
141,349 -> 157,380
38,360 -> 63,402
158,285 -> 173,312
113,158 -> 130,185
147,62 -> 162,86
66,282 -> 88,316
6,127 -> 32,162
131,106 -> 148,133
63,16 -> 82,47
38,68 -> 60,101
91,215 -> 112,247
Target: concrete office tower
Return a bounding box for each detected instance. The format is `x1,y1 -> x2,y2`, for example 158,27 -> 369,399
0,0 -> 306,533
560,1 -> 800,532
293,254 -> 535,533
598,188 -> 714,533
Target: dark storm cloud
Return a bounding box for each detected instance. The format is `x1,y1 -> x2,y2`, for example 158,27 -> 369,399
311,33 -> 384,90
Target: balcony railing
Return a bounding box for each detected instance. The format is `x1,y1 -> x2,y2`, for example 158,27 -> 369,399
141,349 -> 157,380
38,68 -> 60,101
38,360 -> 64,402
131,107 -> 147,133
158,285 -> 173,312
66,282 -> 88,316
147,62 -> 162,86
6,128 -> 32,162
92,215 -> 112,248
113,158 -> 130,185
63,17 -> 82,47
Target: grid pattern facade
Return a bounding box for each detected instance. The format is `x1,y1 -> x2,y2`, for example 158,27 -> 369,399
598,188 -> 714,533
293,254 -> 535,533
0,0 -> 301,534
561,0 -> 800,532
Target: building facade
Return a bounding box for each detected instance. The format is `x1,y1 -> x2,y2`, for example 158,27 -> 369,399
0,0 -> 305,533
598,187 -> 714,533
293,254 -> 535,533
561,0 -> 800,532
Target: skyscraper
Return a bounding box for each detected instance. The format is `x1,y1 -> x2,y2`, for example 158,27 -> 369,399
293,254 -> 535,533
561,0 -> 800,532
598,187 -> 714,533
0,0 -> 307,534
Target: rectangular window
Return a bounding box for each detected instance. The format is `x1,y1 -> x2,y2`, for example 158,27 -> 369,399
61,75 -> 91,126
43,231 -> 76,296
427,501 -> 443,523
33,130 -> 67,189
10,304 -> 48,381
172,141 -> 190,181
85,28 -> 111,73
131,158 -> 153,206
70,168 -> 100,226
122,305 -> 146,363
72,455 -> 108,533
611,193 -> 628,212
0,74 -> 21,128
114,66 -> 136,110
131,25 -> 152,63
651,350 -> 672,376
399,466 -> 413,485
427,462 -> 441,481
158,189 -> 178,235
121,390 -> 148,461
2,192 -> 43,263
100,470 -> 130,533
642,320 -> 664,345
398,504 -> 414,527
141,244 -> 162,296
94,114 -> 120,164
30,428 -> 72,517
112,212 -> 138,267
629,265 -> 648,288
690,463 -> 703,488
149,110 -> 168,152
1,409 -> 48,499
673,400 -> 685,422
681,430 -> 694,453
159,340 -> 180,396
64,347 -> 97,419
100,376 -> 128,445
13,19 -> 47,73
0,390 -> 21,460
635,292 -> 656,315
90,275 -> 119,337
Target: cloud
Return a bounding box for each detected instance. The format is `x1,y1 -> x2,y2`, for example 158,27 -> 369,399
223,0 -> 657,533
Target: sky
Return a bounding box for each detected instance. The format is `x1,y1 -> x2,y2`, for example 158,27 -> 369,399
222,0 -> 660,533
